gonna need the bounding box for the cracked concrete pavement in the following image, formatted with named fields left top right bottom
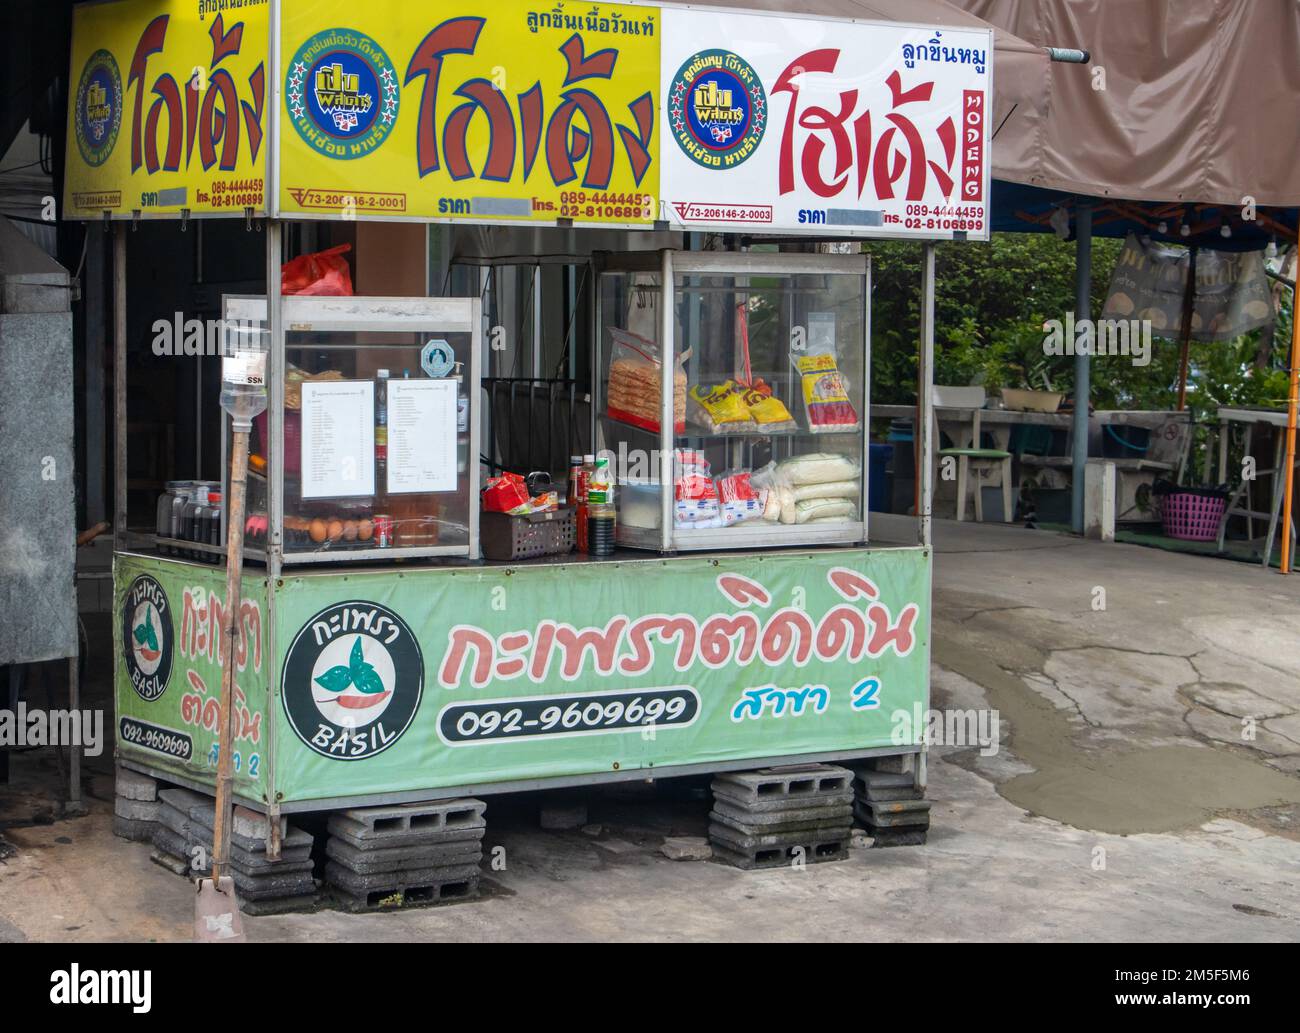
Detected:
left=1, top=519, right=1298, bottom=941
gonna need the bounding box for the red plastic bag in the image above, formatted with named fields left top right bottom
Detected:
left=281, top=244, right=354, bottom=296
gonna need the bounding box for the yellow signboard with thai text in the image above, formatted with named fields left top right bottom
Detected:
left=63, top=0, right=270, bottom=219
left=276, top=0, right=660, bottom=224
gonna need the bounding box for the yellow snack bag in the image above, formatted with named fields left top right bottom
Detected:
left=689, top=381, right=755, bottom=433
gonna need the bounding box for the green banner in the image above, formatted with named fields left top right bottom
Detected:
left=116, top=548, right=929, bottom=806
left=271, top=548, right=929, bottom=803
left=114, top=555, right=270, bottom=802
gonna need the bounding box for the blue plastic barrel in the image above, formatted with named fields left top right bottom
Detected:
left=868, top=443, right=893, bottom=513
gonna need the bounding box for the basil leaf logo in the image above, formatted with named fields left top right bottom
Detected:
left=287, top=602, right=422, bottom=761
left=132, top=606, right=159, bottom=652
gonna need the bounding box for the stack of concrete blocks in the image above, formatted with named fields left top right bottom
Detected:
left=151, top=787, right=317, bottom=914
left=854, top=768, right=931, bottom=846
left=709, top=765, right=855, bottom=869
left=113, top=767, right=160, bottom=842
left=324, top=799, right=486, bottom=910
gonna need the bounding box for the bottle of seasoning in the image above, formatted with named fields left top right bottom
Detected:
left=206, top=491, right=223, bottom=559
left=374, top=369, right=392, bottom=548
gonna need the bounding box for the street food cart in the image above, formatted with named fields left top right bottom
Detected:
left=67, top=0, right=992, bottom=838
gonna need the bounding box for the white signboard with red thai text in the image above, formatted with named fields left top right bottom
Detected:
left=659, top=8, right=991, bottom=239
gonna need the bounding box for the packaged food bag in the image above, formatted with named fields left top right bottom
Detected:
left=689, top=381, right=754, bottom=433
left=733, top=379, right=797, bottom=433
left=793, top=343, right=859, bottom=433
left=607, top=327, right=686, bottom=434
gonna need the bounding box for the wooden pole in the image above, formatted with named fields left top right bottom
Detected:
left=211, top=428, right=249, bottom=880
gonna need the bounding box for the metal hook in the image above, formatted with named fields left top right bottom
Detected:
left=131, top=210, right=141, bottom=231
left=180, top=208, right=190, bottom=232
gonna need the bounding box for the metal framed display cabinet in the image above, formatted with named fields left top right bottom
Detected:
left=217, top=295, right=482, bottom=569
left=595, top=250, right=871, bottom=552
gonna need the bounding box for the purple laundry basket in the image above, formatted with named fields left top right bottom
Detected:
left=1161, top=491, right=1227, bottom=541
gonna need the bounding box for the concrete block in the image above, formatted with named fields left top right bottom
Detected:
left=150, top=849, right=190, bottom=877
left=326, top=815, right=486, bottom=851
left=325, top=835, right=482, bottom=876
left=111, top=815, right=156, bottom=843
left=325, top=861, right=481, bottom=906
left=156, top=802, right=193, bottom=838
left=712, top=764, right=853, bottom=803
left=333, top=799, right=487, bottom=839
left=709, top=820, right=851, bottom=853
left=152, top=827, right=197, bottom=870
left=866, top=755, right=912, bottom=774
left=711, top=795, right=853, bottom=827
left=660, top=836, right=712, bottom=861
left=115, top=767, right=158, bottom=802
left=710, top=838, right=850, bottom=871
left=712, top=785, right=854, bottom=814
left=858, top=783, right=926, bottom=803
left=230, top=866, right=317, bottom=902
left=855, top=769, right=920, bottom=791
left=540, top=802, right=587, bottom=830
left=113, top=797, right=160, bottom=822
left=859, top=798, right=931, bottom=816
left=869, top=827, right=928, bottom=848
left=709, top=809, right=852, bottom=839
left=188, top=808, right=313, bottom=853
left=231, top=806, right=286, bottom=842
left=854, top=802, right=930, bottom=829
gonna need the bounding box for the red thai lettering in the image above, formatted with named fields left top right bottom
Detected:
left=439, top=625, right=495, bottom=688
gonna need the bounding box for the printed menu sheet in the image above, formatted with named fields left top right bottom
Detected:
left=300, top=380, right=375, bottom=498
left=388, top=378, right=458, bottom=494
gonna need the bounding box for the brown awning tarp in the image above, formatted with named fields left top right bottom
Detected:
left=956, top=0, right=1300, bottom=207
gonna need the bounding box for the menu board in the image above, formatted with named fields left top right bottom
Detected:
left=300, top=381, right=376, bottom=498
left=387, top=379, right=457, bottom=494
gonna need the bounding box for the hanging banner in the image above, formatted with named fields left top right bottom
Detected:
left=1101, top=233, right=1276, bottom=342
left=659, top=9, right=992, bottom=239
left=269, top=548, right=929, bottom=804
left=63, top=0, right=270, bottom=219
left=277, top=0, right=661, bottom=225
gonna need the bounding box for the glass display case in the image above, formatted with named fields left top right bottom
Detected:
left=595, top=250, right=869, bottom=553
left=221, top=294, right=482, bottom=565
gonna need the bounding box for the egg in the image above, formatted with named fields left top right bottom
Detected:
left=308, top=518, right=327, bottom=543
left=342, top=520, right=358, bottom=541
left=357, top=519, right=373, bottom=541
left=327, top=519, right=344, bottom=542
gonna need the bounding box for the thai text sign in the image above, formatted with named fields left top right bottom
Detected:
left=63, top=0, right=269, bottom=218
left=271, top=548, right=929, bottom=803
left=659, top=8, right=991, bottom=238
left=277, top=0, right=660, bottom=223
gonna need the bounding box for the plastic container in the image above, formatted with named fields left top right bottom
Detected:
left=1161, top=491, right=1227, bottom=541
left=481, top=508, right=576, bottom=560
left=156, top=480, right=191, bottom=552
left=868, top=442, right=892, bottom=513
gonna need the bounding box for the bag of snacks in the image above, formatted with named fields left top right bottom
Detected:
left=793, top=343, right=860, bottom=434
left=733, top=379, right=797, bottom=433
left=689, top=381, right=754, bottom=433
left=607, top=327, right=686, bottom=434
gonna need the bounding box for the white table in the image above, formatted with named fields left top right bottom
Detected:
left=1214, top=407, right=1299, bottom=562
